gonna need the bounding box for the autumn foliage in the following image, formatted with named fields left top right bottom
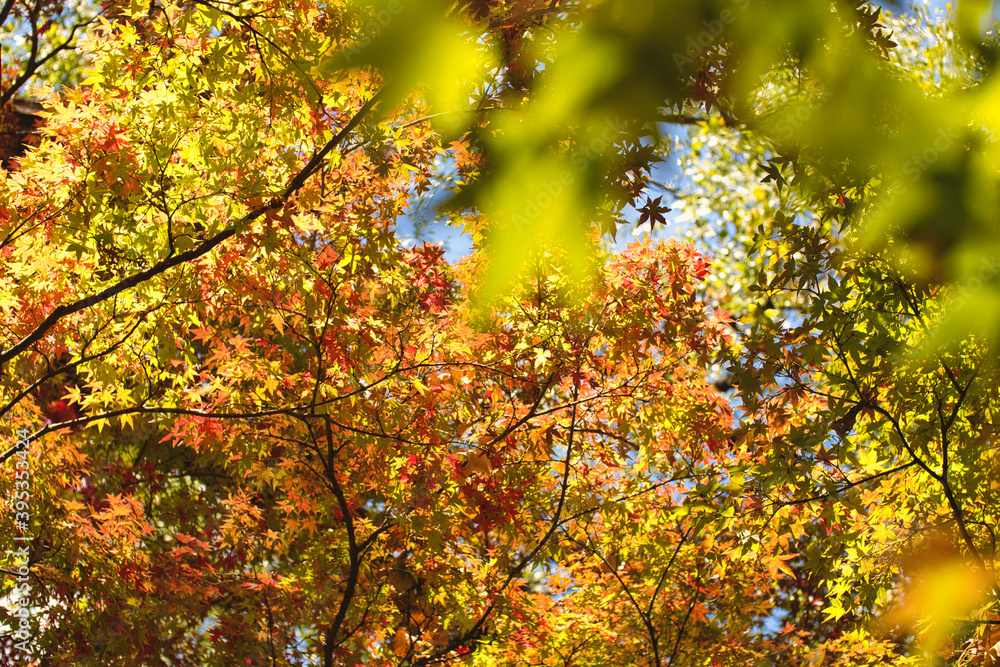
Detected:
left=3, top=0, right=1000, bottom=665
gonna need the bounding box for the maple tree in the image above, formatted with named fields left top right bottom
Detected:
left=3, top=0, right=1000, bottom=665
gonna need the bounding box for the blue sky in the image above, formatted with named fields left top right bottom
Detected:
left=924, top=0, right=999, bottom=19
left=399, top=0, right=995, bottom=262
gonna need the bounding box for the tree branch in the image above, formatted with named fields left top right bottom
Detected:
left=321, top=419, right=361, bottom=667
left=0, top=91, right=384, bottom=373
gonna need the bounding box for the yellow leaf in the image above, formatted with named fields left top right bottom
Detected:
left=464, top=452, right=491, bottom=475
left=62, top=385, right=83, bottom=405
left=119, top=412, right=134, bottom=430
left=767, top=554, right=797, bottom=580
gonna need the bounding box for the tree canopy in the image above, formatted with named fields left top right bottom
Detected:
left=3, top=0, right=1000, bottom=665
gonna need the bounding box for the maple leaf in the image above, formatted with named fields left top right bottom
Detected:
left=766, top=554, right=798, bottom=580
left=1, top=2, right=994, bottom=666
left=637, top=195, right=671, bottom=229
